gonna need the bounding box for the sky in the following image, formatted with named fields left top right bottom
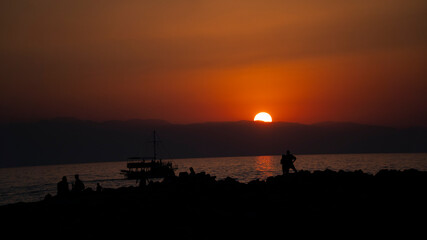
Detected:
left=1, top=0, right=426, bottom=126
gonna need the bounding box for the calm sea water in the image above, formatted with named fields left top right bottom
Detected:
left=1, top=153, right=426, bottom=206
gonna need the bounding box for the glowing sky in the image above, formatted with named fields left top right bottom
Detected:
left=1, top=0, right=426, bottom=126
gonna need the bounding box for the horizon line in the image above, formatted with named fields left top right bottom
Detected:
left=1, top=117, right=425, bottom=128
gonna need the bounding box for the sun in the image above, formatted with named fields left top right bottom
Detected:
left=254, top=112, right=272, bottom=122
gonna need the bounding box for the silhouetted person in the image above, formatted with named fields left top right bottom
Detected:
left=96, top=183, right=103, bottom=192
left=57, top=176, right=69, bottom=196
left=190, top=167, right=196, bottom=176
left=72, top=174, right=85, bottom=193
left=281, top=150, right=297, bottom=175
left=138, top=177, right=147, bottom=188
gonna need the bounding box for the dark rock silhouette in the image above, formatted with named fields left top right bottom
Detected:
left=1, top=169, right=426, bottom=238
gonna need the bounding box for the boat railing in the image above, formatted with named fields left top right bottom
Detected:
left=126, top=158, right=177, bottom=169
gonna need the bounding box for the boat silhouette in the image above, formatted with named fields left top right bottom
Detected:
left=121, top=131, right=176, bottom=179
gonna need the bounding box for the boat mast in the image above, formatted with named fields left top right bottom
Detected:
left=153, top=130, right=157, bottom=160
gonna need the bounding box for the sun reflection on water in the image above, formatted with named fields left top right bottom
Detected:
left=255, top=156, right=276, bottom=178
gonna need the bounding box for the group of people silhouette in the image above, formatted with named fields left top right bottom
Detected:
left=57, top=174, right=88, bottom=196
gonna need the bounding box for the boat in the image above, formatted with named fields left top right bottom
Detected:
left=121, top=131, right=177, bottom=179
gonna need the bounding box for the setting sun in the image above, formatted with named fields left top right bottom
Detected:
left=254, top=112, right=272, bottom=122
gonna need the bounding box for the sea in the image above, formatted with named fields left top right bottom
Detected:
left=1, top=153, right=426, bottom=206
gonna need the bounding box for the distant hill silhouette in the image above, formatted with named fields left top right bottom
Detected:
left=1, top=118, right=426, bottom=167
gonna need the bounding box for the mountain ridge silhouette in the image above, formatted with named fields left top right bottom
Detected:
left=1, top=118, right=426, bottom=167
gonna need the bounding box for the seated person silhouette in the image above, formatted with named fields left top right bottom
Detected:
left=280, top=150, right=297, bottom=175
left=72, top=174, right=85, bottom=193
left=57, top=176, right=69, bottom=196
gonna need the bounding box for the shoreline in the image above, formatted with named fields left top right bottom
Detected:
left=2, top=169, right=426, bottom=238
left=2, top=152, right=426, bottom=169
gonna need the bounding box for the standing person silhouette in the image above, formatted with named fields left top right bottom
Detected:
left=57, top=176, right=69, bottom=196
left=280, top=150, right=297, bottom=175
left=72, top=174, right=85, bottom=193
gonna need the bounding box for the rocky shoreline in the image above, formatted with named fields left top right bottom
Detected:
left=1, top=169, right=426, bottom=238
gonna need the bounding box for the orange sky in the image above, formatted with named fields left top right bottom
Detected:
left=1, top=0, right=426, bottom=126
